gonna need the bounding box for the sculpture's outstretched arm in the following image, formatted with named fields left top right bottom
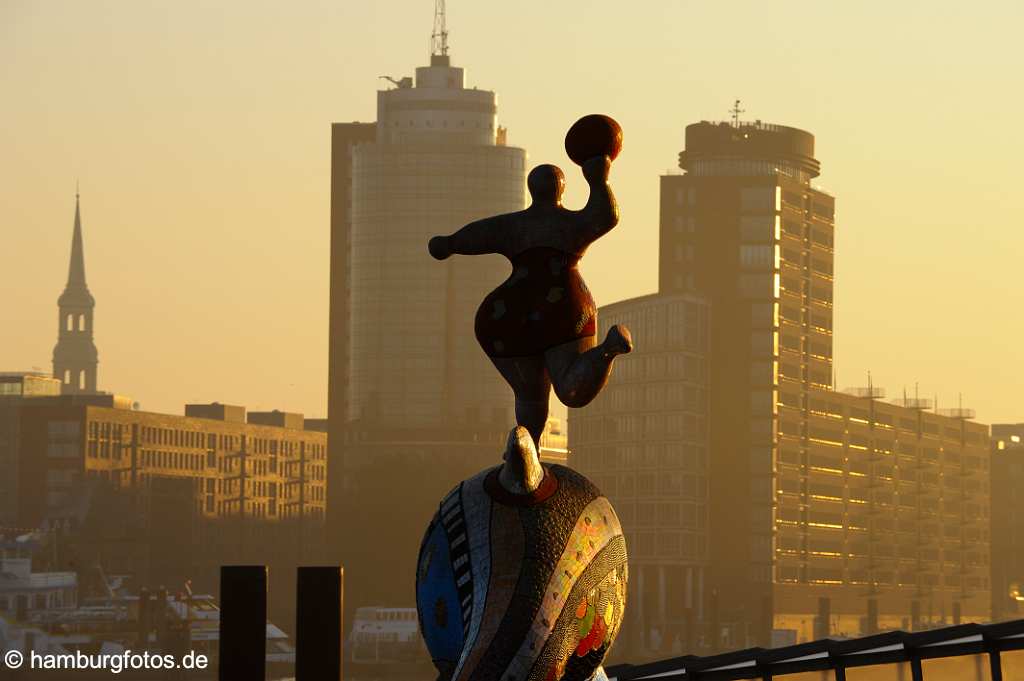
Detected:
left=428, top=214, right=510, bottom=260
left=572, top=155, right=619, bottom=251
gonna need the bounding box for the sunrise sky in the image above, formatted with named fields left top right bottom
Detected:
left=2, top=0, right=1022, bottom=423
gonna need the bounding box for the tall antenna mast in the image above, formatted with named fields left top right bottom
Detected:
left=431, top=0, right=449, bottom=57
left=729, top=98, right=745, bottom=127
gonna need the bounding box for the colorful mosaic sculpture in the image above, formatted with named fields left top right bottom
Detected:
left=419, top=117, right=630, bottom=681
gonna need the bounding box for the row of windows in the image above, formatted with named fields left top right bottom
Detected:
left=593, top=383, right=708, bottom=414
left=0, top=590, right=76, bottom=613
left=208, top=498, right=326, bottom=520
left=573, top=413, right=708, bottom=442
left=776, top=407, right=987, bottom=445
left=785, top=406, right=987, bottom=443
left=607, top=353, right=707, bottom=384
left=592, top=472, right=709, bottom=500
left=388, top=117, right=494, bottom=130
left=574, top=442, right=708, bottom=472
left=628, top=529, right=708, bottom=560
left=776, top=566, right=988, bottom=588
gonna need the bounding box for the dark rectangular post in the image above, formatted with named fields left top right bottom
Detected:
left=910, top=658, right=924, bottom=681
left=296, top=566, right=345, bottom=681
left=989, top=649, right=1003, bottom=681
left=219, top=565, right=267, bottom=681
left=866, top=598, right=878, bottom=635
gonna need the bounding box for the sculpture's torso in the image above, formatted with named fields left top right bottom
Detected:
left=474, top=247, right=597, bottom=358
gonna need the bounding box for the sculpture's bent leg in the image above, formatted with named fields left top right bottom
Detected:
left=490, top=354, right=552, bottom=446
left=545, top=324, right=633, bottom=408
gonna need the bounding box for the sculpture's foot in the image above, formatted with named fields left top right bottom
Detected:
left=602, top=324, right=633, bottom=358
left=498, top=426, right=544, bottom=494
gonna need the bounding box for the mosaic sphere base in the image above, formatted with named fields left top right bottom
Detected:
left=416, top=463, right=628, bottom=681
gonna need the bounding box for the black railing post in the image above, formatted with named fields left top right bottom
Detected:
left=296, top=566, right=344, bottom=681
left=219, top=565, right=267, bottom=681
left=910, top=657, right=924, bottom=681
left=988, top=648, right=1003, bottom=681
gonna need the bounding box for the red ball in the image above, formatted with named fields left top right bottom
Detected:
left=564, top=114, right=622, bottom=166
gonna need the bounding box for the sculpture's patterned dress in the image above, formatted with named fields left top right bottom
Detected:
left=475, top=247, right=597, bottom=358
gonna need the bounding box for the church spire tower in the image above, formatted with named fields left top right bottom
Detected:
left=53, top=189, right=98, bottom=394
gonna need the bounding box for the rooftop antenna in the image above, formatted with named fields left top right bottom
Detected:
left=729, top=99, right=745, bottom=127
left=431, top=0, right=449, bottom=57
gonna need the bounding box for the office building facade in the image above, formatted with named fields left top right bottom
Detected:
left=991, top=424, right=1024, bottom=622
left=0, top=373, right=62, bottom=525
left=10, top=396, right=326, bottom=622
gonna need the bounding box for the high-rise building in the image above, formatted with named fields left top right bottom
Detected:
left=53, top=192, right=99, bottom=395
left=660, top=121, right=990, bottom=644
left=327, top=37, right=527, bottom=617
left=573, top=118, right=991, bottom=656
left=991, top=423, right=1024, bottom=622
left=660, top=121, right=834, bottom=647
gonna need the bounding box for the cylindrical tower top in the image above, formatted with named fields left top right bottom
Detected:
left=679, top=120, right=820, bottom=179
left=376, top=58, right=500, bottom=146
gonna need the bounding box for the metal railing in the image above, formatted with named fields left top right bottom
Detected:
left=606, top=619, right=1024, bottom=681
left=217, top=565, right=1024, bottom=681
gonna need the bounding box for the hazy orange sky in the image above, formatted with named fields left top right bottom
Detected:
left=2, top=1, right=1022, bottom=424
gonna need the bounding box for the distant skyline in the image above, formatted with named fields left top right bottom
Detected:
left=1, top=0, right=1022, bottom=422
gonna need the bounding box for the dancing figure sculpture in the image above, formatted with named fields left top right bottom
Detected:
left=428, top=115, right=632, bottom=446
left=416, top=116, right=631, bottom=681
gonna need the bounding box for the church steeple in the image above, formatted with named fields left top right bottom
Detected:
left=66, top=189, right=88, bottom=290
left=53, top=190, right=99, bottom=394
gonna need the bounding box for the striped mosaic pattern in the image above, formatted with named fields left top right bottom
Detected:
left=439, top=484, right=475, bottom=635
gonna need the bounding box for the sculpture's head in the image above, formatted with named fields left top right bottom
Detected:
left=416, top=427, right=627, bottom=681
left=528, top=164, right=565, bottom=207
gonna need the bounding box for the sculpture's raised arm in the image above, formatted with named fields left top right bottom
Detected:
left=571, top=155, right=619, bottom=252
left=428, top=213, right=511, bottom=260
